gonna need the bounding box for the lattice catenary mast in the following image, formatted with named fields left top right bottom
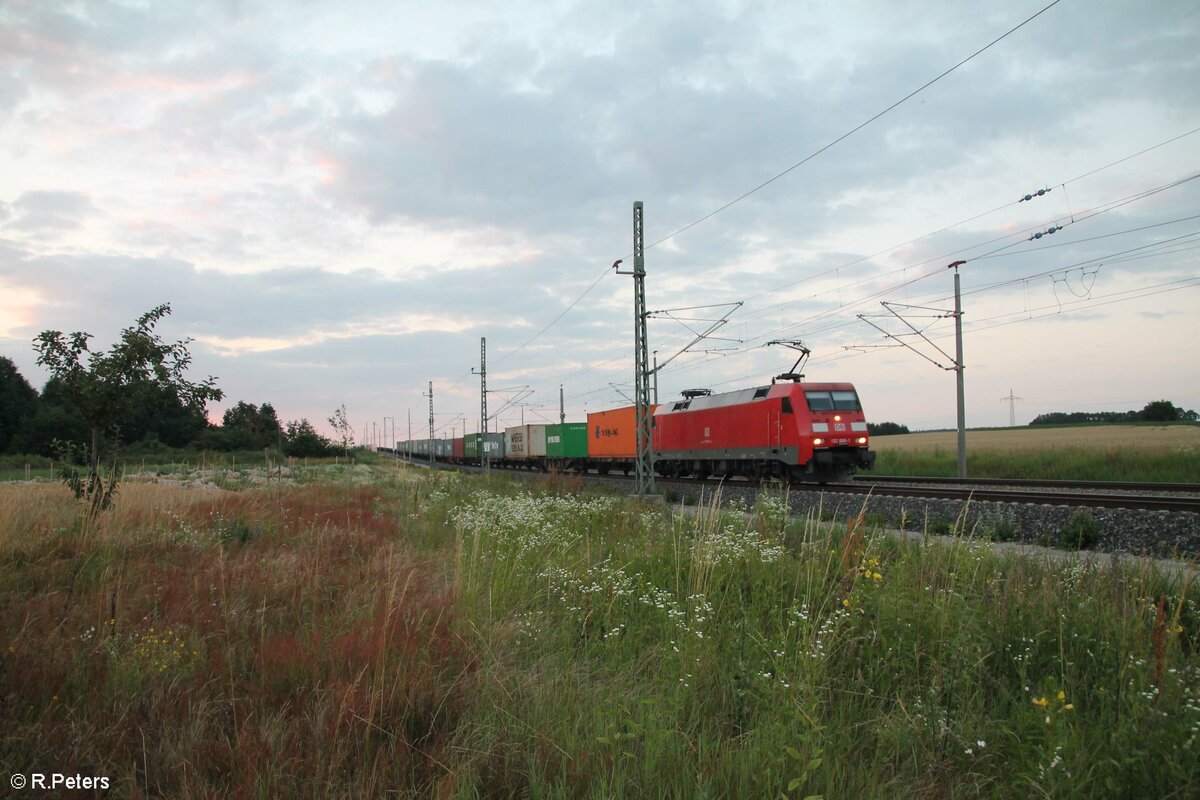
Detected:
left=472, top=338, right=489, bottom=472
left=615, top=201, right=656, bottom=495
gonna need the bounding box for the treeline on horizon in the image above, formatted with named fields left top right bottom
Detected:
left=1029, top=399, right=1198, bottom=426
left=0, top=356, right=343, bottom=459
left=839, top=401, right=1197, bottom=437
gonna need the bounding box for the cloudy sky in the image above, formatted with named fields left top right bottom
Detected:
left=1, top=0, right=1197, bottom=443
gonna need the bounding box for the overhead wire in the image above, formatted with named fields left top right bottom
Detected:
left=733, top=174, right=1200, bottom=334
left=642, top=0, right=1067, bottom=252
left=650, top=220, right=1200, bottom=386
left=474, top=0, right=1067, bottom=379
left=731, top=129, right=1200, bottom=318
left=434, top=21, right=1200, bottom=423
left=688, top=175, right=1200, bottom=360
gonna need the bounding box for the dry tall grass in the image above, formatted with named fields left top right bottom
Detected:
left=0, top=476, right=473, bottom=797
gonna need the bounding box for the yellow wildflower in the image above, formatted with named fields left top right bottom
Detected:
left=1032, top=697, right=1049, bottom=708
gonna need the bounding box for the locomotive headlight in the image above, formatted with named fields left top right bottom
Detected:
left=833, top=415, right=842, bottom=422
left=812, top=437, right=825, bottom=446
left=856, top=436, right=868, bottom=445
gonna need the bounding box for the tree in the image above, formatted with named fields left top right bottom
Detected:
left=0, top=356, right=39, bottom=453
left=10, top=404, right=89, bottom=458
left=33, top=304, right=223, bottom=514
left=868, top=421, right=910, bottom=436
left=1140, top=400, right=1182, bottom=422
left=284, top=418, right=336, bottom=457
left=327, top=403, right=354, bottom=455
left=222, top=401, right=284, bottom=449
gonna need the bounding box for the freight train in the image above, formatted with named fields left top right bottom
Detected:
left=398, top=378, right=875, bottom=484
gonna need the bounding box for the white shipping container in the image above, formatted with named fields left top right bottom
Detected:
left=504, top=424, right=548, bottom=459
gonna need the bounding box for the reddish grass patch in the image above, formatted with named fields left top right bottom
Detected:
left=0, top=480, right=477, bottom=797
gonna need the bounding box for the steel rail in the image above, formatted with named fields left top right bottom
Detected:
left=809, top=482, right=1200, bottom=513
left=855, top=475, right=1200, bottom=494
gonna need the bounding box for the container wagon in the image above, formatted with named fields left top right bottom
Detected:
left=503, top=424, right=549, bottom=469
left=546, top=422, right=589, bottom=472
left=586, top=405, right=659, bottom=475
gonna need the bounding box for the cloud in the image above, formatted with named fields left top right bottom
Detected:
left=4, top=190, right=94, bottom=233
left=2, top=0, right=1199, bottom=432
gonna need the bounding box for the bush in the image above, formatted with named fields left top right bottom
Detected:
left=213, top=515, right=260, bottom=546
left=284, top=419, right=337, bottom=458
left=981, top=508, right=1021, bottom=542
left=1058, top=509, right=1101, bottom=550
left=926, top=513, right=953, bottom=536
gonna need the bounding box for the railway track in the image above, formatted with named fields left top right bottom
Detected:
left=811, top=480, right=1200, bottom=514
left=394, top=453, right=1199, bottom=514
left=856, top=475, right=1200, bottom=494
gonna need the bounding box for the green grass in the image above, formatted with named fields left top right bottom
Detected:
left=440, top=480, right=1200, bottom=797
left=0, top=447, right=379, bottom=484
left=0, top=445, right=381, bottom=476
left=872, top=446, right=1200, bottom=482
left=1, top=470, right=1196, bottom=797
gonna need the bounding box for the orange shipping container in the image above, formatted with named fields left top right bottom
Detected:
left=586, top=404, right=658, bottom=459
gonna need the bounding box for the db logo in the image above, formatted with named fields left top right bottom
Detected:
left=834, top=423, right=846, bottom=431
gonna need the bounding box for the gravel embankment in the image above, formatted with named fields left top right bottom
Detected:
left=684, top=482, right=1200, bottom=561
left=420, top=461, right=1200, bottom=561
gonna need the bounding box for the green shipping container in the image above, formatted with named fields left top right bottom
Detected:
left=465, top=433, right=505, bottom=458
left=546, top=423, right=588, bottom=459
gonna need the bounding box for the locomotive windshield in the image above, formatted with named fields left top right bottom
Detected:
left=804, top=390, right=862, bottom=412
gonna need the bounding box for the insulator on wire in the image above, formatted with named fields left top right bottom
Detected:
left=1019, top=187, right=1052, bottom=202
left=1028, top=224, right=1063, bottom=241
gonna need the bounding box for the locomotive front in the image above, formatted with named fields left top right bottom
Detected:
left=789, top=382, right=876, bottom=482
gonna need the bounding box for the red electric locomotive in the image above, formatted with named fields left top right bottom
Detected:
left=652, top=378, right=876, bottom=483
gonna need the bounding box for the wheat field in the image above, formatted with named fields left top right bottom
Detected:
left=868, top=424, right=1200, bottom=480
left=872, top=424, right=1200, bottom=453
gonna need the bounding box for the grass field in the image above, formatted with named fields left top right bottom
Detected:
left=1, top=464, right=1196, bottom=797
left=0, top=449, right=368, bottom=484
left=871, top=424, right=1200, bottom=482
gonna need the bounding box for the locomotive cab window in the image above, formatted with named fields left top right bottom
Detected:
left=832, top=390, right=862, bottom=411
left=753, top=387, right=770, bottom=399
left=804, top=391, right=834, bottom=411
left=804, top=390, right=862, bottom=412
left=781, top=397, right=793, bottom=414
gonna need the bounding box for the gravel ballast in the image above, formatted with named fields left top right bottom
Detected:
left=677, top=483, right=1200, bottom=560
